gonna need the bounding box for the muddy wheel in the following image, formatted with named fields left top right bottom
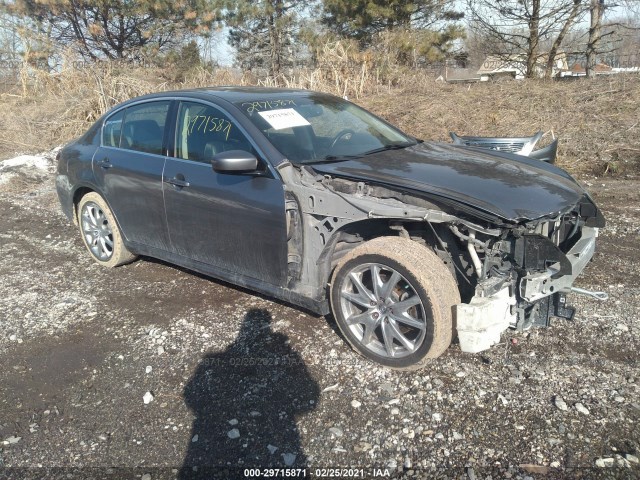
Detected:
left=77, top=192, right=136, bottom=267
left=330, top=236, right=460, bottom=370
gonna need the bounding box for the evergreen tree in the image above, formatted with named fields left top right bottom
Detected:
left=223, top=0, right=305, bottom=77
left=7, top=0, right=217, bottom=60
left=321, top=0, right=463, bottom=45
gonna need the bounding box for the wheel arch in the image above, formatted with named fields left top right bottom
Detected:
left=71, top=185, right=128, bottom=246
left=318, top=218, right=468, bottom=299
left=71, top=185, right=95, bottom=225
left=318, top=218, right=453, bottom=300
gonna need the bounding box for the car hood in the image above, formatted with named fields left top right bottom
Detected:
left=310, top=142, right=586, bottom=222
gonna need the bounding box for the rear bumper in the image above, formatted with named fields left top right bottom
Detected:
left=519, top=226, right=598, bottom=302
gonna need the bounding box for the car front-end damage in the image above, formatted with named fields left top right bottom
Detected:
left=452, top=196, right=606, bottom=352
left=277, top=153, right=607, bottom=355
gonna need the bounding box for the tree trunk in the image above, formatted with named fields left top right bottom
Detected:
left=526, top=0, right=541, bottom=78
left=268, top=0, right=284, bottom=80
left=545, top=0, right=583, bottom=78
left=586, top=0, right=604, bottom=78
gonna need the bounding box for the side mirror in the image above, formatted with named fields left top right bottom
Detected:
left=211, top=150, right=258, bottom=173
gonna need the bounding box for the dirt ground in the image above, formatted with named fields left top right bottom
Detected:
left=0, top=154, right=638, bottom=480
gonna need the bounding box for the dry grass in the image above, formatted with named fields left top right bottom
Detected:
left=362, top=75, right=640, bottom=176
left=0, top=64, right=246, bottom=155
left=1, top=60, right=638, bottom=176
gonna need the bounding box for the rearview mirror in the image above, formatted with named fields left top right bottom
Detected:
left=297, top=104, right=323, bottom=118
left=211, top=150, right=258, bottom=173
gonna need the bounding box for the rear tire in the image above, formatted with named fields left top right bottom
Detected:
left=77, top=192, right=136, bottom=267
left=330, top=236, right=460, bottom=370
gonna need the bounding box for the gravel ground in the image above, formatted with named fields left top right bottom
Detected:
left=0, top=153, right=638, bottom=480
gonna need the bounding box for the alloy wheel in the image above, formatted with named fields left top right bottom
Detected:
left=338, top=263, right=428, bottom=359
left=80, top=201, right=114, bottom=261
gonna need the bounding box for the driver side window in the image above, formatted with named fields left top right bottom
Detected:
left=175, top=102, right=258, bottom=163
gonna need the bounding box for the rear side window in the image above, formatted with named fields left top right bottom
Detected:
left=103, top=110, right=124, bottom=148
left=80, top=121, right=102, bottom=146
left=120, top=101, right=170, bottom=155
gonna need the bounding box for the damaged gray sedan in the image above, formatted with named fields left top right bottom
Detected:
left=56, top=88, right=606, bottom=370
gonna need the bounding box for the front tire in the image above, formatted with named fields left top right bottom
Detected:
left=77, top=192, right=136, bottom=267
left=330, top=236, right=460, bottom=370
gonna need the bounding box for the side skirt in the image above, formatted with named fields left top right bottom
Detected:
left=125, top=241, right=330, bottom=316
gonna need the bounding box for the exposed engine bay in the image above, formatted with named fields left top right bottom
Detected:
left=279, top=159, right=607, bottom=354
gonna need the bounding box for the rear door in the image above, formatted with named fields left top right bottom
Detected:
left=93, top=100, right=172, bottom=251
left=163, top=100, right=288, bottom=286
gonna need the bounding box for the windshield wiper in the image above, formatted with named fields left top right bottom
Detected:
left=305, top=142, right=416, bottom=165
left=306, top=154, right=364, bottom=164
left=362, top=142, right=415, bottom=156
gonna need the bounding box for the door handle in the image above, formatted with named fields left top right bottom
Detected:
left=164, top=176, right=190, bottom=188
left=96, top=157, right=112, bottom=169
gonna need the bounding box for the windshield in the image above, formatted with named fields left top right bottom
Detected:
left=234, top=94, right=416, bottom=164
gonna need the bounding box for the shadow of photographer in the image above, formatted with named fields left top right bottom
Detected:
left=179, top=308, right=319, bottom=478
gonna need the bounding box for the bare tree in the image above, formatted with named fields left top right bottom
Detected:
left=545, top=0, right=583, bottom=77
left=586, top=0, right=604, bottom=77
left=0, top=13, right=20, bottom=62
left=0, top=13, right=22, bottom=84
left=0, top=13, right=55, bottom=69
left=466, top=0, right=588, bottom=78
left=585, top=0, right=640, bottom=77
left=609, top=11, right=640, bottom=67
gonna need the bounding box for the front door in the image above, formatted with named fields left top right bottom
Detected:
left=163, top=101, right=288, bottom=286
left=93, top=100, right=171, bottom=251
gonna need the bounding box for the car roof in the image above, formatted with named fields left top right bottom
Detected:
left=118, top=87, right=333, bottom=107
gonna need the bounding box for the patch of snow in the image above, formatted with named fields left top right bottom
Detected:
left=0, top=154, right=49, bottom=171
left=0, top=151, right=55, bottom=186
left=0, top=172, right=15, bottom=185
